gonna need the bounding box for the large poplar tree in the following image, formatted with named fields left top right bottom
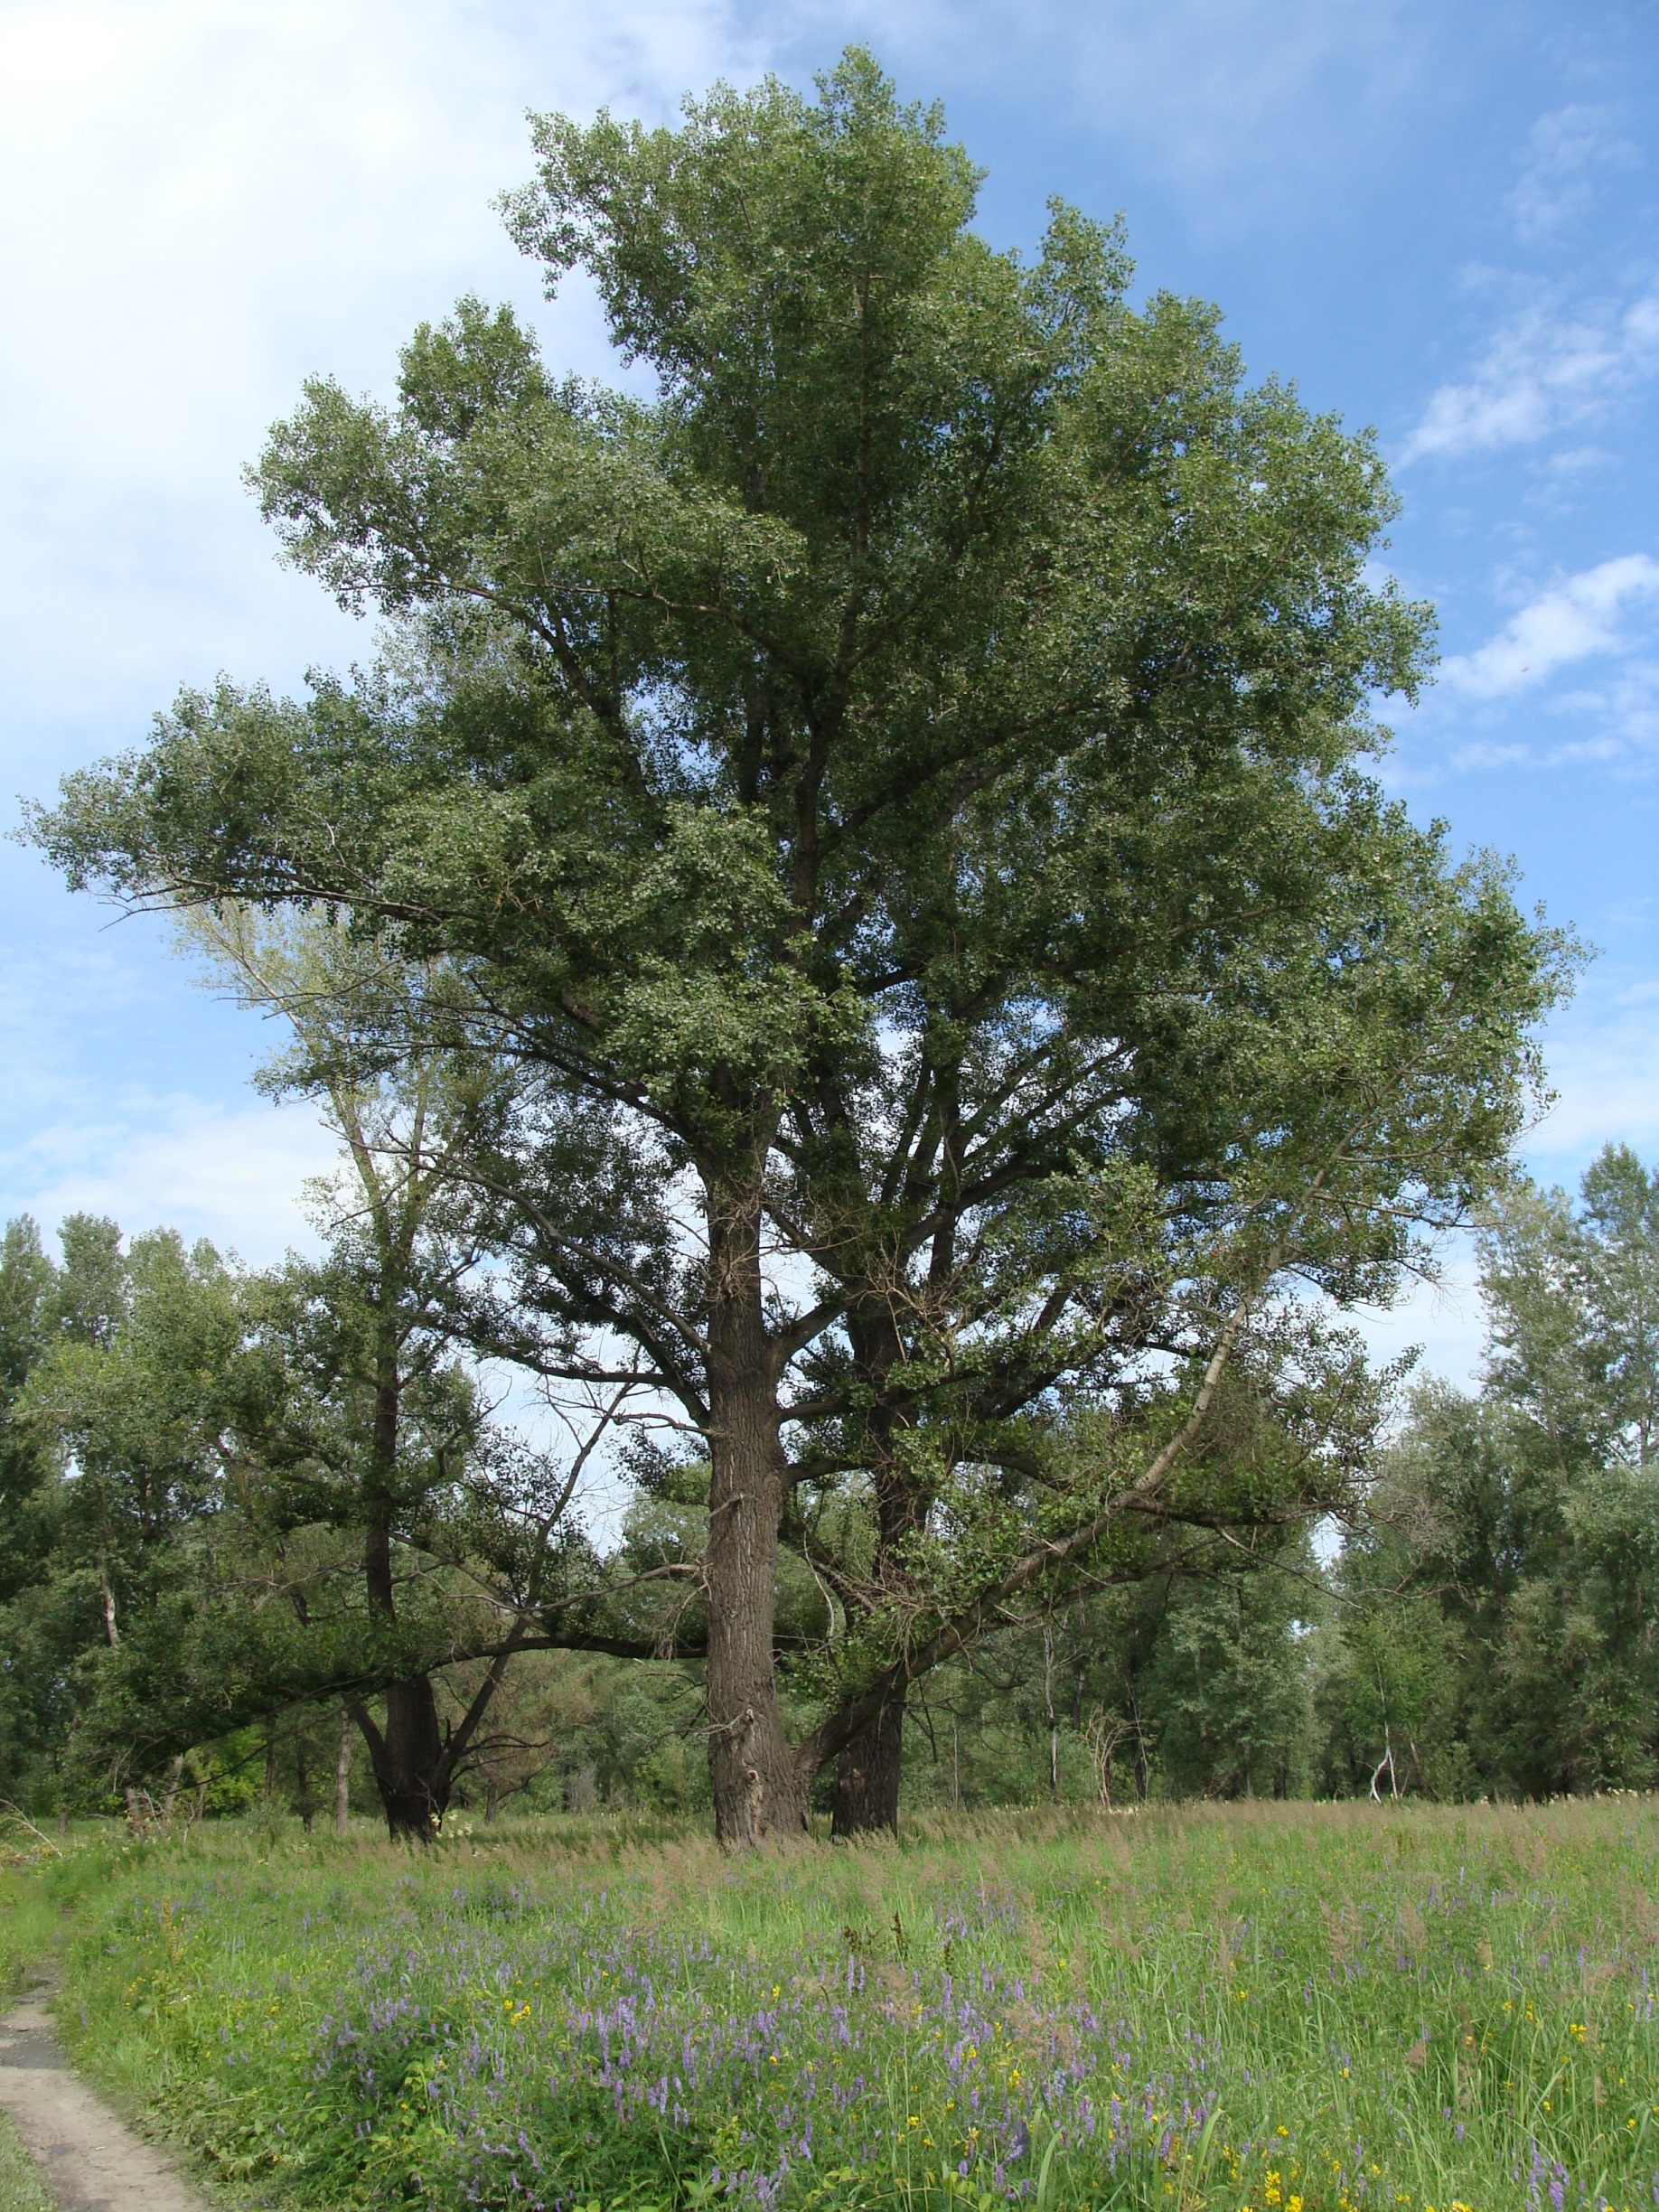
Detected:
left=33, top=54, right=1568, bottom=1842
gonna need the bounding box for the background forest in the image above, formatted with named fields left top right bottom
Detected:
left=5, top=1138, right=1655, bottom=1827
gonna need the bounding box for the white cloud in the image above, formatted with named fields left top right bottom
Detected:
left=1508, top=104, right=1642, bottom=242
left=0, top=0, right=769, bottom=754
left=1526, top=986, right=1659, bottom=1176
left=1352, top=977, right=1659, bottom=1396
left=2, top=1095, right=338, bottom=1262
left=1440, top=554, right=1659, bottom=699
left=1351, top=1249, right=1486, bottom=1394
left=1402, top=288, right=1659, bottom=464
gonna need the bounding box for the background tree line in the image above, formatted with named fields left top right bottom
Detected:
left=5, top=1141, right=1655, bottom=1823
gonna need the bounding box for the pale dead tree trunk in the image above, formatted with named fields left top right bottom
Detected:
left=334, top=1705, right=352, bottom=1836
left=1370, top=1728, right=1399, bottom=1803
left=1128, top=1682, right=1149, bottom=1804
left=1370, top=1662, right=1400, bottom=1803
left=1084, top=1711, right=1136, bottom=1810
left=702, top=1162, right=809, bottom=1845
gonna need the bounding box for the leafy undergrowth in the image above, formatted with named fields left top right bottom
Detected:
left=35, top=1802, right=1659, bottom=2212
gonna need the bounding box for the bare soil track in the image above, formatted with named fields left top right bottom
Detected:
left=0, top=1982, right=207, bottom=2212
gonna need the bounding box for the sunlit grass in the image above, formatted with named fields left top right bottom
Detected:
left=23, top=1800, right=1659, bottom=2211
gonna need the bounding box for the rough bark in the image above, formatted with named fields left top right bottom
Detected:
left=334, top=1704, right=352, bottom=1835
left=346, top=1676, right=445, bottom=1837
left=358, top=1340, right=447, bottom=1839
left=381, top=1677, right=446, bottom=1833
left=831, top=1695, right=904, bottom=1839
left=830, top=1319, right=924, bottom=1838
left=702, top=1169, right=810, bottom=1844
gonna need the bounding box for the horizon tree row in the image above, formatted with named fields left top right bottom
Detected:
left=5, top=1146, right=1656, bottom=1818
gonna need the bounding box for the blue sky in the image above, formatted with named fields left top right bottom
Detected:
left=2, top=0, right=1655, bottom=1385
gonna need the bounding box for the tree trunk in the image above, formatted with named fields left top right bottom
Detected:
left=1044, top=1624, right=1060, bottom=1798
left=830, top=1448, right=925, bottom=1837
left=349, top=1629, right=522, bottom=1842
left=347, top=1674, right=448, bottom=1840
left=702, top=1170, right=809, bottom=1846
left=377, top=1678, right=445, bottom=1838
left=295, top=1739, right=314, bottom=1832
left=358, top=1340, right=447, bottom=1838
left=334, top=1705, right=352, bottom=1836
left=826, top=1048, right=962, bottom=1842
left=832, top=1696, right=904, bottom=1839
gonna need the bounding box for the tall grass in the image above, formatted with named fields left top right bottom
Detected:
left=0, top=1828, right=64, bottom=2212
left=24, top=1801, right=1659, bottom=2212
left=0, top=2114, right=52, bottom=2212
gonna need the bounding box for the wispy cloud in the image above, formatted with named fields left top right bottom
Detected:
left=1508, top=104, right=1642, bottom=242
left=1440, top=555, right=1659, bottom=698
left=1402, top=288, right=1659, bottom=464
left=1528, top=980, right=1659, bottom=1169
left=0, top=1095, right=337, bottom=1261
left=800, top=0, right=1433, bottom=220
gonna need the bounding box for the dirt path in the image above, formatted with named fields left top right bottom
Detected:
left=0, top=1986, right=208, bottom=2212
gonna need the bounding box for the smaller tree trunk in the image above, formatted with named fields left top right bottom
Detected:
left=334, top=1705, right=352, bottom=1836
left=295, top=1740, right=314, bottom=1832
left=349, top=1677, right=447, bottom=1839
left=379, top=1678, right=445, bottom=1837
left=1127, top=1682, right=1149, bottom=1804
left=1043, top=1624, right=1060, bottom=1798
left=830, top=1419, right=927, bottom=1838
left=831, top=1698, right=904, bottom=1839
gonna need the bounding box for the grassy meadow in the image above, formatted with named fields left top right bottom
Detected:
left=3, top=1802, right=1657, bottom=2212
